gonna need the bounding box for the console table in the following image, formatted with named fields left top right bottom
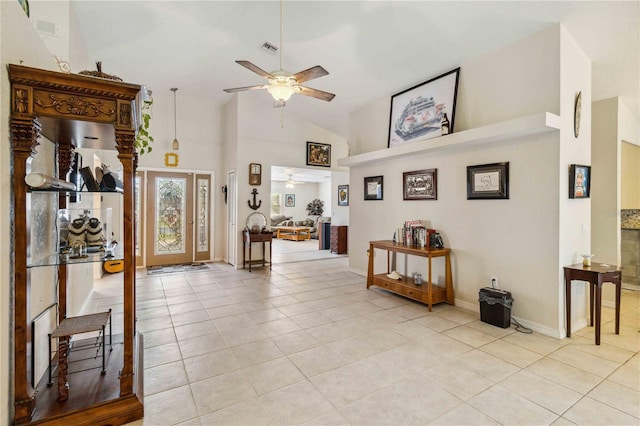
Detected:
left=563, top=262, right=621, bottom=345
left=367, top=240, right=454, bottom=311
left=242, top=231, right=272, bottom=271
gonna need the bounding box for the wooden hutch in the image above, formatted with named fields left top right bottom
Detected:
left=8, top=64, right=143, bottom=424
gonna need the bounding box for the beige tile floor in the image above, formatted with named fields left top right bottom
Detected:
left=80, top=258, right=639, bottom=425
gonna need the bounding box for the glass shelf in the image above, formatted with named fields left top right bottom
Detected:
left=28, top=248, right=124, bottom=268
left=28, top=189, right=123, bottom=194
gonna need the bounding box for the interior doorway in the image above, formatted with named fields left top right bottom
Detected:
left=270, top=165, right=349, bottom=262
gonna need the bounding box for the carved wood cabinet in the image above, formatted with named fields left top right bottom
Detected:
left=8, top=64, right=143, bottom=425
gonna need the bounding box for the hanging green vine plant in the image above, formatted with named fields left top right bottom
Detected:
left=135, top=96, right=154, bottom=155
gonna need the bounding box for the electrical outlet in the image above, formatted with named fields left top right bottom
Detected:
left=491, top=276, right=498, bottom=288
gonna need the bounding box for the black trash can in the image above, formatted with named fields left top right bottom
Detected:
left=478, top=287, right=513, bottom=328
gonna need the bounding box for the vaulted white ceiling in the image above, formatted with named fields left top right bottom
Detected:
left=71, top=1, right=639, bottom=138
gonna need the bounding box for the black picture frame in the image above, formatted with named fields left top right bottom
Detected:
left=467, top=162, right=509, bottom=200
left=569, top=164, right=590, bottom=199
left=285, top=193, right=295, bottom=207
left=403, top=169, right=437, bottom=200
left=306, top=141, right=331, bottom=167
left=79, top=166, right=100, bottom=191
left=364, top=176, right=383, bottom=200
left=388, top=68, right=460, bottom=148
left=338, top=185, right=349, bottom=206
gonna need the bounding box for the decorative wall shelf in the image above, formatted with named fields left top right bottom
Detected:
left=338, top=112, right=561, bottom=168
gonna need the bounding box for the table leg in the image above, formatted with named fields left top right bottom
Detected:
left=242, top=239, right=246, bottom=269
left=249, top=241, right=252, bottom=272
left=262, top=242, right=265, bottom=267
left=615, top=274, right=621, bottom=335
left=427, top=255, right=433, bottom=312
left=269, top=240, right=272, bottom=270
left=589, top=282, right=595, bottom=327
left=366, top=243, right=374, bottom=288
left=445, top=252, right=454, bottom=305
left=595, top=277, right=603, bottom=345
left=58, top=337, right=69, bottom=401
left=565, top=274, right=572, bottom=338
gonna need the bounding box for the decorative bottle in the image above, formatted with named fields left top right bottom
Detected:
left=441, top=113, right=450, bottom=135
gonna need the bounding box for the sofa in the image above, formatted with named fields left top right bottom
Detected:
left=271, top=214, right=329, bottom=239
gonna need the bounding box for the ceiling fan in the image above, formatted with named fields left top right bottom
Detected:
left=284, top=174, right=305, bottom=188
left=223, top=0, right=335, bottom=107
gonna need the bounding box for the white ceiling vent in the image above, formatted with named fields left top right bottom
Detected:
left=261, top=41, right=278, bottom=55
left=36, top=20, right=58, bottom=36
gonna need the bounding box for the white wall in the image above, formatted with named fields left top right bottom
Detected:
left=592, top=97, right=640, bottom=304
left=592, top=98, right=620, bottom=266
left=136, top=91, right=225, bottom=260
left=271, top=181, right=321, bottom=221
left=1, top=1, right=62, bottom=422
left=229, top=92, right=349, bottom=264
left=346, top=25, right=591, bottom=337
left=558, top=26, right=592, bottom=331
left=330, top=171, right=350, bottom=226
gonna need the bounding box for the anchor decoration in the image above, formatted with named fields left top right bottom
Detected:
left=248, top=188, right=262, bottom=210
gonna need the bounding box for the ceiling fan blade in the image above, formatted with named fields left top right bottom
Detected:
left=298, top=86, right=336, bottom=102
left=292, top=66, right=329, bottom=84
left=223, top=85, right=265, bottom=93
left=236, top=60, right=274, bottom=79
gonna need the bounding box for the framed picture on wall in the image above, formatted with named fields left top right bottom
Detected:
left=403, top=169, right=437, bottom=200
left=388, top=68, right=460, bottom=148
left=338, top=185, right=349, bottom=206
left=467, top=162, right=509, bottom=200
left=569, top=164, right=590, bottom=198
left=364, top=176, right=383, bottom=200
left=307, top=142, right=331, bottom=167
left=285, top=194, right=295, bottom=207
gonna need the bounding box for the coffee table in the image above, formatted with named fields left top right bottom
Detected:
left=276, top=226, right=311, bottom=241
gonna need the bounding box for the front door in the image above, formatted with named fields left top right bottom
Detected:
left=146, top=171, right=194, bottom=266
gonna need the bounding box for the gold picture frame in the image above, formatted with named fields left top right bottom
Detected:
left=164, top=153, right=179, bottom=168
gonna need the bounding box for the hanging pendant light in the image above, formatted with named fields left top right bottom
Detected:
left=171, top=87, right=179, bottom=150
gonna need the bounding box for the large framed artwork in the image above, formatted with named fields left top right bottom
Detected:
left=388, top=68, right=460, bottom=148
left=364, top=176, right=383, bottom=200
left=467, top=162, right=509, bottom=200
left=403, top=169, right=437, bottom=200
left=569, top=164, right=590, bottom=199
left=306, top=141, right=331, bottom=167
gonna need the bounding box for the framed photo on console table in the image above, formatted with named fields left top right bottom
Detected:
left=307, top=142, right=331, bottom=167
left=569, top=164, right=590, bottom=199
left=403, top=169, right=437, bottom=200
left=388, top=68, right=460, bottom=148
left=364, top=176, right=383, bottom=200
left=467, top=162, right=509, bottom=200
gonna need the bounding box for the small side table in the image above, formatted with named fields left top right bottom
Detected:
left=563, top=262, right=621, bottom=345
left=242, top=230, right=272, bottom=272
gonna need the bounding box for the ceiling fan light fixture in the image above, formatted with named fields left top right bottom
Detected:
left=266, top=83, right=297, bottom=102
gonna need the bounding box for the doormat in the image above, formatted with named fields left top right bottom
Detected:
left=147, top=262, right=217, bottom=275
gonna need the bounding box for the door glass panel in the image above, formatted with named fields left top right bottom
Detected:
left=197, top=178, right=209, bottom=253
left=135, top=175, right=141, bottom=257
left=155, top=177, right=187, bottom=255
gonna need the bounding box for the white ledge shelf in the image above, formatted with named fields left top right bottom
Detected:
left=337, top=112, right=561, bottom=167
